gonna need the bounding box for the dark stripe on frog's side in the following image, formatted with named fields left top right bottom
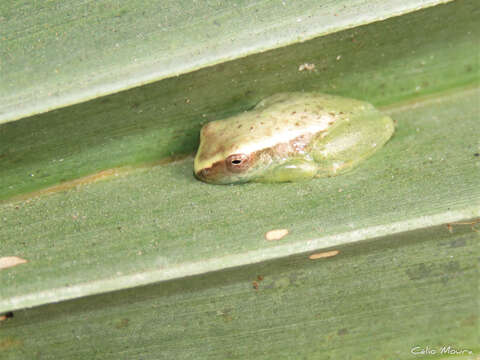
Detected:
left=195, top=133, right=316, bottom=183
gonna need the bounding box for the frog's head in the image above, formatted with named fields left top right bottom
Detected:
left=194, top=118, right=269, bottom=184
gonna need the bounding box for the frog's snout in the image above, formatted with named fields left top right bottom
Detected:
left=194, top=161, right=230, bottom=184
left=195, top=167, right=210, bottom=181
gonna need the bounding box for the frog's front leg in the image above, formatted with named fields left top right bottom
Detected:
left=257, top=158, right=317, bottom=183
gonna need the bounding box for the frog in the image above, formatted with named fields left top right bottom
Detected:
left=194, top=92, right=394, bottom=184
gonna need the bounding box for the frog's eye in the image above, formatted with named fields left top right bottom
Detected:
left=226, top=153, right=250, bottom=172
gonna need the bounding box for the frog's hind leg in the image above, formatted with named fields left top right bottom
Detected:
left=311, top=112, right=394, bottom=178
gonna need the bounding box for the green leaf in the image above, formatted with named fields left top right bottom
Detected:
left=1, top=0, right=452, bottom=124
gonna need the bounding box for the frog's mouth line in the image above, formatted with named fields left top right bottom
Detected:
left=195, top=159, right=227, bottom=184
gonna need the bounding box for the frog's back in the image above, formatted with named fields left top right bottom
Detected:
left=217, top=93, right=373, bottom=155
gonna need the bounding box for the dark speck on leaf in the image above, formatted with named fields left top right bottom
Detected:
left=474, top=153, right=479, bottom=157
left=0, top=312, right=14, bottom=321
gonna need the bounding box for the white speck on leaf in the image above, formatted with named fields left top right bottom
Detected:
left=298, top=63, right=315, bottom=72
left=0, top=256, right=28, bottom=270
left=265, top=229, right=289, bottom=241
left=309, top=250, right=339, bottom=260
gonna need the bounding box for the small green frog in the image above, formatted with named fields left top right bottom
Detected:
left=194, top=92, right=394, bottom=184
